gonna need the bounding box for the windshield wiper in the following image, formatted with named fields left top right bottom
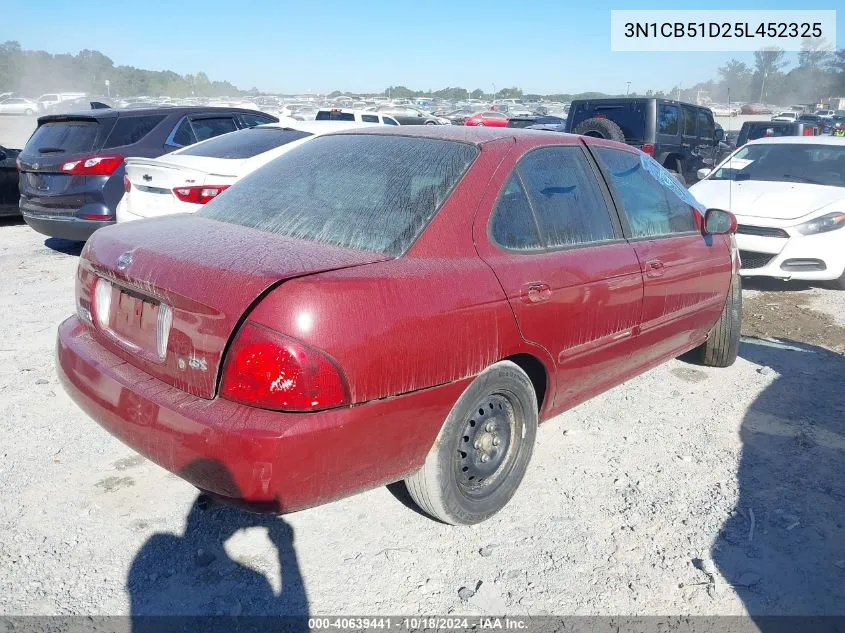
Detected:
left=782, top=174, right=824, bottom=185
left=37, top=147, right=65, bottom=154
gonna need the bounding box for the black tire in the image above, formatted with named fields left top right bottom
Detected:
left=666, top=158, right=686, bottom=186
left=425, top=120, right=437, bottom=125
left=573, top=117, right=625, bottom=142
left=24, top=108, right=34, bottom=116
left=698, top=274, right=742, bottom=367
left=405, top=361, right=538, bottom=525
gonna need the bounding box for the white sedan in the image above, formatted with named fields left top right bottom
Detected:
left=117, top=121, right=376, bottom=222
left=690, top=136, right=845, bottom=288
left=0, top=98, right=38, bottom=115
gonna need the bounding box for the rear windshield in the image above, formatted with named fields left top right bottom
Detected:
left=741, top=123, right=798, bottom=142
left=199, top=134, right=479, bottom=256
left=178, top=127, right=313, bottom=159
left=316, top=111, right=355, bottom=121
left=568, top=102, right=646, bottom=142
left=26, top=120, right=99, bottom=154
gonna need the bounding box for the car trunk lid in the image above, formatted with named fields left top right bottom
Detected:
left=77, top=215, right=391, bottom=398
left=124, top=157, right=242, bottom=218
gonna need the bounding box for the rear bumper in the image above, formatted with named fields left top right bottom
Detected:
left=22, top=210, right=113, bottom=241
left=57, top=316, right=467, bottom=513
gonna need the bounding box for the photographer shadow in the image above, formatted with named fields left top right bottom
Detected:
left=128, top=460, right=309, bottom=632
left=712, top=337, right=845, bottom=621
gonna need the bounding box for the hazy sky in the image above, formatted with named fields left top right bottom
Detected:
left=4, top=0, right=843, bottom=94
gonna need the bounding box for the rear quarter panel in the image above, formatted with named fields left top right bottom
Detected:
left=246, top=137, right=558, bottom=409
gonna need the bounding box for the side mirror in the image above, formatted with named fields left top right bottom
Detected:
left=714, top=128, right=724, bottom=141
left=697, top=167, right=712, bottom=180
left=703, top=208, right=736, bottom=235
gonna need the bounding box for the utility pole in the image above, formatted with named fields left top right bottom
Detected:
left=759, top=71, right=767, bottom=103
left=492, top=83, right=496, bottom=101
left=626, top=81, right=631, bottom=96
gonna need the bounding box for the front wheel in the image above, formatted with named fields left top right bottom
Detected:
left=24, top=108, right=34, bottom=116
left=425, top=120, right=437, bottom=125
left=697, top=274, right=742, bottom=367
left=405, top=361, right=538, bottom=525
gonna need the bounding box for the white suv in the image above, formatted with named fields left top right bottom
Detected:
left=315, top=108, right=399, bottom=126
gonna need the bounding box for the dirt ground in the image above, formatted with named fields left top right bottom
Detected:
left=1, top=216, right=843, bottom=620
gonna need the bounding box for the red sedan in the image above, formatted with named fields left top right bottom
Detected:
left=57, top=127, right=740, bottom=525
left=465, top=111, right=510, bottom=127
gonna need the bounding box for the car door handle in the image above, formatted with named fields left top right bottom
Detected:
left=645, top=260, right=665, bottom=277
left=524, top=283, right=552, bottom=303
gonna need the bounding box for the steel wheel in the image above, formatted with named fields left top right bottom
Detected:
left=455, top=393, right=516, bottom=497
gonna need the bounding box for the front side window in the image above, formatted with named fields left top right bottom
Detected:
left=681, top=106, right=697, bottom=136
left=697, top=110, right=714, bottom=140
left=594, top=147, right=698, bottom=238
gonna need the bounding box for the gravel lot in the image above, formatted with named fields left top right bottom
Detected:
left=0, top=114, right=843, bottom=619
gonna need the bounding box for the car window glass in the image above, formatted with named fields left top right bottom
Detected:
left=316, top=111, right=355, bottom=121
left=517, top=147, right=616, bottom=247
left=697, top=111, right=714, bottom=139
left=384, top=117, right=398, bottom=125
left=594, top=147, right=698, bottom=238
left=27, top=121, right=100, bottom=154
left=490, top=174, right=542, bottom=250
left=177, top=127, right=312, bottom=159
left=658, top=103, right=679, bottom=135
left=103, top=115, right=166, bottom=148
left=170, top=118, right=196, bottom=146
left=191, top=117, right=238, bottom=142
left=681, top=107, right=697, bottom=136
left=199, top=135, right=478, bottom=256
left=240, top=112, right=275, bottom=127
left=362, top=114, right=379, bottom=123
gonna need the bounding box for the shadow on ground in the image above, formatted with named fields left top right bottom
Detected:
left=713, top=337, right=845, bottom=618
left=43, top=237, right=84, bottom=256
left=128, top=462, right=309, bottom=631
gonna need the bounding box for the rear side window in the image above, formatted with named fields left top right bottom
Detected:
left=362, top=114, right=379, bottom=123
left=681, top=107, right=697, bottom=136
left=177, top=127, right=312, bottom=159
left=199, top=135, right=478, bottom=256
left=594, top=147, right=698, bottom=238
left=103, top=115, right=166, bottom=148
left=27, top=120, right=99, bottom=154
left=316, top=111, right=355, bottom=121
left=170, top=118, right=196, bottom=146
left=384, top=117, right=399, bottom=126
left=490, top=175, right=542, bottom=250
left=658, top=104, right=680, bottom=135
left=191, top=117, right=238, bottom=142
left=516, top=147, right=616, bottom=248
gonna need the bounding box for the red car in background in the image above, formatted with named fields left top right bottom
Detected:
left=57, top=127, right=740, bottom=525
left=465, top=111, right=510, bottom=127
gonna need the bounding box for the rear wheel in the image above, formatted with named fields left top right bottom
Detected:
left=405, top=361, right=538, bottom=525
left=697, top=274, right=742, bottom=367
left=24, top=108, right=34, bottom=116
left=425, top=120, right=437, bottom=125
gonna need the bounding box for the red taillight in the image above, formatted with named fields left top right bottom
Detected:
left=641, top=143, right=654, bottom=156
left=61, top=155, right=124, bottom=176
left=123, top=175, right=132, bottom=193
left=220, top=322, right=349, bottom=412
left=172, top=185, right=230, bottom=205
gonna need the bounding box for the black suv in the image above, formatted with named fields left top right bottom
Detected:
left=565, top=98, right=724, bottom=184
left=18, top=106, right=278, bottom=241
left=0, top=145, right=21, bottom=217
left=735, top=120, right=819, bottom=147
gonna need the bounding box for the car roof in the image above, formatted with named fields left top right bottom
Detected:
left=328, top=124, right=586, bottom=146
left=259, top=121, right=381, bottom=134
left=746, top=135, right=845, bottom=146
left=37, top=106, right=269, bottom=123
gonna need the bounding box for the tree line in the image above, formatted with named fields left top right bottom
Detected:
left=2, top=40, right=844, bottom=106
